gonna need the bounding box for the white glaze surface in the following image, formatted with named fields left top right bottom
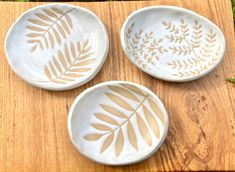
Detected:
left=68, top=81, right=169, bottom=165
left=121, top=6, right=226, bottom=82
left=5, top=3, right=109, bottom=90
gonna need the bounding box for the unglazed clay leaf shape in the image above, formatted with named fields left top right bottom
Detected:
left=5, top=4, right=108, bottom=90
left=121, top=6, right=225, bottom=82
left=68, top=81, right=169, bottom=165
left=44, top=40, right=95, bottom=84
left=26, top=7, right=74, bottom=52
left=84, top=85, right=164, bottom=154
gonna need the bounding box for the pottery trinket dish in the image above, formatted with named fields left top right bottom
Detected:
left=121, top=6, right=226, bottom=82
left=68, top=81, right=169, bottom=165
left=5, top=3, right=109, bottom=90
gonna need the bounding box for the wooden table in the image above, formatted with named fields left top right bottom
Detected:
left=0, top=0, right=235, bottom=171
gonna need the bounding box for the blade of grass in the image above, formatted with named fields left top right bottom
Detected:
left=227, top=78, right=235, bottom=84
left=232, top=0, right=235, bottom=26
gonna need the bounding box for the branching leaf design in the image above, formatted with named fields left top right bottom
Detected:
left=26, top=7, right=74, bottom=52
left=125, top=23, right=166, bottom=70
left=172, top=46, right=220, bottom=78
left=172, top=69, right=201, bottom=78
left=191, top=20, right=202, bottom=48
left=201, top=46, right=221, bottom=70
left=163, top=19, right=220, bottom=78
left=125, top=19, right=222, bottom=79
left=126, top=23, right=135, bottom=39
left=84, top=84, right=165, bottom=157
left=167, top=58, right=199, bottom=70
left=44, top=39, right=95, bottom=84
left=200, top=29, right=216, bottom=59
left=162, top=21, right=179, bottom=34
left=166, top=35, right=184, bottom=43
left=169, top=46, right=192, bottom=55
left=180, top=19, right=190, bottom=38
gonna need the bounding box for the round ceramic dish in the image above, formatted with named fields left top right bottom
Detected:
left=5, top=3, right=109, bottom=90
left=68, top=81, right=168, bottom=165
left=121, top=6, right=226, bottom=82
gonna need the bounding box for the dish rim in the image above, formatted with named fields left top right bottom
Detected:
left=68, top=80, right=169, bottom=166
left=4, top=3, right=109, bottom=90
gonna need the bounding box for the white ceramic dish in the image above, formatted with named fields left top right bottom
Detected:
left=5, top=3, right=109, bottom=90
left=121, top=6, right=226, bottom=82
left=68, top=81, right=168, bottom=165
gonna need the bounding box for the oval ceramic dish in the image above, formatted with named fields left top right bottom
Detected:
left=68, top=81, right=168, bottom=165
left=5, top=3, right=109, bottom=90
left=121, top=6, right=226, bottom=82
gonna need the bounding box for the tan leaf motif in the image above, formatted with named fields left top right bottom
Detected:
left=100, top=104, right=128, bottom=119
left=116, top=128, right=124, bottom=156
left=105, top=93, right=134, bottom=111
left=84, top=134, right=103, bottom=141
left=84, top=83, right=166, bottom=157
left=101, top=132, right=114, bottom=153
left=127, top=121, right=138, bottom=150
left=44, top=66, right=52, bottom=81
left=120, top=83, right=146, bottom=97
left=42, top=39, right=95, bottom=84
left=136, top=113, right=152, bottom=146
left=107, top=85, right=140, bottom=102
left=148, top=98, right=165, bottom=125
left=143, top=105, right=160, bottom=138
left=26, top=7, right=74, bottom=52
left=91, top=123, right=112, bottom=131
left=95, top=113, right=119, bottom=126
left=126, top=22, right=135, bottom=39
left=126, top=19, right=221, bottom=79
left=163, top=19, right=219, bottom=78
left=125, top=23, right=166, bottom=70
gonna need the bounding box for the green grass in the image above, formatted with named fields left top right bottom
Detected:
left=228, top=0, right=235, bottom=84
left=232, top=0, right=235, bottom=26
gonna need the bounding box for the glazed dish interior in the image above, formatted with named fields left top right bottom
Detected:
left=5, top=4, right=108, bottom=89
left=122, top=7, right=225, bottom=81
left=69, top=82, right=168, bottom=165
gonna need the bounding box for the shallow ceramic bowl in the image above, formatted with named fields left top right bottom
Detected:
left=68, top=81, right=168, bottom=165
left=5, top=3, right=109, bottom=90
left=121, top=6, right=226, bottom=82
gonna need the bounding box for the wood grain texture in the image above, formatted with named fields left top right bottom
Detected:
left=0, top=0, right=234, bottom=171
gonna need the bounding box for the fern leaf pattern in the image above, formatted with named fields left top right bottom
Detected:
left=171, top=47, right=221, bottom=78
left=163, top=19, right=220, bottom=78
left=84, top=84, right=165, bottom=157
left=125, top=23, right=167, bottom=70
left=44, top=39, right=95, bottom=84
left=26, top=7, right=74, bottom=52
left=125, top=18, right=222, bottom=79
